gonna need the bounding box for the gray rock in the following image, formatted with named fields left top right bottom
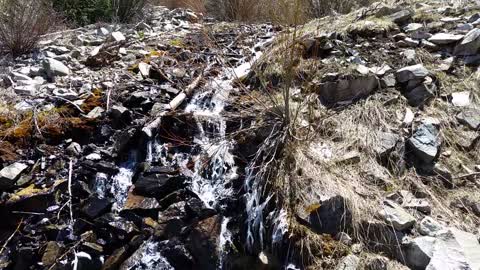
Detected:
left=405, top=236, right=436, bottom=269
left=379, top=200, right=416, bottom=231
left=427, top=228, right=480, bottom=270
left=381, top=73, right=396, bottom=88
left=403, top=198, right=431, bottom=214
left=86, top=153, right=101, bottom=161
left=456, top=23, right=474, bottom=32
left=410, top=31, right=432, bottom=40
left=421, top=40, right=440, bottom=51
left=309, top=195, right=352, bottom=235
left=404, top=23, right=424, bottom=32
left=86, top=107, right=105, bottom=119
left=335, top=255, right=359, bottom=270
left=454, top=28, right=480, bottom=56
left=419, top=217, right=443, bottom=236
left=0, top=162, right=28, bottom=189
left=363, top=255, right=390, bottom=270
left=14, top=85, right=37, bottom=95
left=396, top=64, right=429, bottom=83
left=138, top=62, right=151, bottom=78
left=428, top=33, right=464, bottom=45
left=110, top=31, right=126, bottom=42
left=315, top=75, right=378, bottom=105
left=335, top=232, right=353, bottom=246
left=42, top=58, right=70, bottom=77
left=53, top=88, right=78, bottom=100
left=456, top=108, right=480, bottom=130
left=450, top=91, right=470, bottom=107
left=110, top=105, right=131, bottom=121
left=388, top=9, right=413, bottom=24
left=408, top=123, right=441, bottom=163
left=66, top=142, right=82, bottom=156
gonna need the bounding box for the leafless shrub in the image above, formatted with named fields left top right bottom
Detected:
left=111, top=0, right=147, bottom=23
left=0, top=0, right=55, bottom=56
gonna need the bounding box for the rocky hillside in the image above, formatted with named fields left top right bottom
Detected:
left=0, top=1, right=479, bottom=270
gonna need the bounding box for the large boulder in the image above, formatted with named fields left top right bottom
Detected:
left=405, top=228, right=480, bottom=270
left=408, top=122, right=441, bottom=164
left=454, top=29, right=480, bottom=56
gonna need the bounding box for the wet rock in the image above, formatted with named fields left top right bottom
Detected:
left=0, top=162, right=28, bottom=189
left=419, top=217, right=443, bottom=236
left=454, top=28, right=480, bottom=56
left=83, top=160, right=119, bottom=175
left=81, top=196, right=112, bottom=219
left=309, top=195, right=352, bottom=235
left=396, top=64, right=429, bottom=83
left=66, top=142, right=82, bottom=156
left=41, top=241, right=62, bottom=267
left=315, top=75, right=378, bottom=105
left=379, top=200, right=416, bottom=231
left=112, top=128, right=138, bottom=155
left=134, top=173, right=186, bottom=199
left=335, top=254, right=359, bottom=270
left=123, top=187, right=161, bottom=212
left=186, top=215, right=221, bottom=269
left=110, top=105, right=132, bottom=124
left=456, top=108, right=480, bottom=130
left=428, top=33, right=464, bottom=45
left=408, top=122, right=441, bottom=164
left=102, top=246, right=128, bottom=270
left=42, top=58, right=70, bottom=77
left=158, top=201, right=186, bottom=224
left=185, top=197, right=217, bottom=219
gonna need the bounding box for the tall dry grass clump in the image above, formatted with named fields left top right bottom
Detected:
left=0, top=0, right=56, bottom=56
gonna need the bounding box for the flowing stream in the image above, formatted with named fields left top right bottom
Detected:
left=95, top=27, right=277, bottom=269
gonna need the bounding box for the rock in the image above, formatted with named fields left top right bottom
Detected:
left=419, top=217, right=443, bottom=236
left=158, top=201, right=186, bottom=224
left=86, top=107, right=105, bottom=119
left=404, top=23, right=424, bottom=32
left=309, top=195, right=352, bottom=235
left=138, top=62, right=151, bottom=78
left=405, top=82, right=436, bottom=107
left=42, top=241, right=62, bottom=267
left=403, top=198, right=431, bottom=214
left=86, top=153, right=101, bottom=161
left=186, top=215, right=222, bottom=269
left=0, top=162, right=28, bottom=189
left=109, top=105, right=131, bottom=123
left=123, top=187, right=160, bottom=212
left=185, top=196, right=216, bottom=219
left=364, top=255, right=389, bottom=270
left=454, top=29, right=480, bottom=56
left=410, top=31, right=432, bottom=40
left=102, top=246, right=128, bottom=270
left=81, top=196, right=112, bottom=219
left=42, top=58, right=70, bottom=77
left=457, top=108, right=480, bottom=130
left=14, top=85, right=37, bottom=95
left=379, top=200, right=416, bottom=231
left=408, top=123, right=441, bottom=163
left=396, top=64, right=429, bottom=83
left=428, top=33, right=464, bottom=45
left=134, top=173, right=187, bottom=199
left=404, top=236, right=436, bottom=269
left=97, top=27, right=110, bottom=36
left=388, top=9, right=413, bottom=24
left=315, top=75, right=378, bottom=105
left=380, top=73, right=396, bottom=88
left=426, top=228, right=480, bottom=270
left=403, top=108, right=414, bottom=125
left=335, top=232, right=353, bottom=246
left=335, top=254, right=360, bottom=270
left=110, top=31, right=126, bottom=42
left=66, top=142, right=82, bottom=156
left=53, top=88, right=78, bottom=100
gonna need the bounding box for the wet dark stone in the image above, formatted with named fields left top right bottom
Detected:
left=81, top=196, right=112, bottom=219
left=82, top=160, right=119, bottom=175
left=186, top=215, right=221, bottom=269
left=12, top=247, right=36, bottom=270
left=185, top=197, right=217, bottom=220
left=134, top=173, right=186, bottom=199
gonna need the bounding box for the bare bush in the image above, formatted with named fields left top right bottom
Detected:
left=111, top=0, right=147, bottom=23
left=0, top=0, right=55, bottom=56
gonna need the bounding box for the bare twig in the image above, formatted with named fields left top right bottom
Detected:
left=0, top=218, right=23, bottom=255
